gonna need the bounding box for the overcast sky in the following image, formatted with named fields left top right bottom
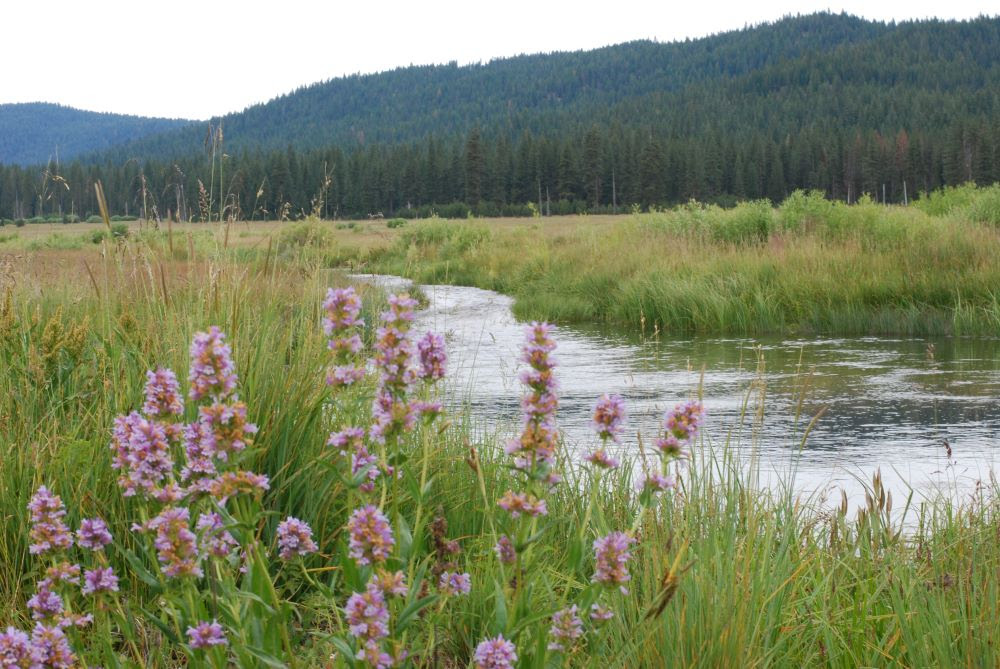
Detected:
left=0, top=0, right=995, bottom=120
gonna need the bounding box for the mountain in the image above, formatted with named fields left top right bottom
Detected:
left=107, top=12, right=892, bottom=158
left=0, top=103, right=192, bottom=165
left=1, top=13, right=998, bottom=221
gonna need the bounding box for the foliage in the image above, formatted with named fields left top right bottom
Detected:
left=1, top=241, right=999, bottom=666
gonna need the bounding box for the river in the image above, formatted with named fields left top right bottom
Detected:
left=355, top=275, right=1000, bottom=514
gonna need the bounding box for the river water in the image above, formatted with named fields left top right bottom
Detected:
left=355, top=275, right=1000, bottom=513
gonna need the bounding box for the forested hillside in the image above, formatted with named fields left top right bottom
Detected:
left=0, top=103, right=191, bottom=166
left=1, top=13, right=998, bottom=221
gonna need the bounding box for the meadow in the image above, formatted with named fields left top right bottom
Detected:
left=1, top=188, right=999, bottom=667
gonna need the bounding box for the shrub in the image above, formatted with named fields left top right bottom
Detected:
left=86, top=214, right=104, bottom=223
left=14, top=219, right=26, bottom=227
left=276, top=220, right=335, bottom=253
left=386, top=218, right=406, bottom=229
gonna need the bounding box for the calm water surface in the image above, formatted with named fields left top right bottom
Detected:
left=356, top=275, right=1000, bottom=512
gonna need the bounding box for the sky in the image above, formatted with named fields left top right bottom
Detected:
left=0, top=0, right=996, bottom=120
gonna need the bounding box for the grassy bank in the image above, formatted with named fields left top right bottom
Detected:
left=2, top=236, right=999, bottom=666
left=360, top=187, right=1000, bottom=336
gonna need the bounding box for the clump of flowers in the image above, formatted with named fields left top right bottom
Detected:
left=438, top=571, right=471, bottom=596
left=27, top=486, right=73, bottom=555
left=187, top=620, right=227, bottom=649
left=473, top=635, right=518, bottom=669
left=76, top=518, right=112, bottom=551
left=640, top=400, right=704, bottom=501
left=592, top=531, right=636, bottom=594
left=323, top=287, right=366, bottom=387
left=504, top=322, right=560, bottom=481
left=416, top=331, right=447, bottom=382
left=547, top=605, right=584, bottom=652
left=584, top=393, right=625, bottom=469
left=275, top=517, right=318, bottom=560
left=347, top=505, right=395, bottom=566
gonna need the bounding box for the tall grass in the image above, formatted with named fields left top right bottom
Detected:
left=1, top=237, right=999, bottom=666
left=365, top=188, right=1000, bottom=336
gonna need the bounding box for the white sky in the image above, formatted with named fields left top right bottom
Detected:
left=0, top=0, right=995, bottom=120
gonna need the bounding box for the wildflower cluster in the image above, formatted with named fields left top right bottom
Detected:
left=584, top=393, right=625, bottom=470
left=639, top=400, right=704, bottom=500
left=7, top=486, right=121, bottom=666
left=323, top=286, right=366, bottom=387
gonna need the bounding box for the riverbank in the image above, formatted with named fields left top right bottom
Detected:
left=358, top=188, right=1000, bottom=336
left=2, top=240, right=999, bottom=666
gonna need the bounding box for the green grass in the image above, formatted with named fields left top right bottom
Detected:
left=359, top=187, right=1000, bottom=336
left=1, top=230, right=999, bottom=666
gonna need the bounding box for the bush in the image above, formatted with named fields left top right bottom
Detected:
left=335, top=222, right=357, bottom=230
left=86, top=215, right=104, bottom=223
left=386, top=218, right=406, bottom=229
left=0, top=219, right=11, bottom=227
left=14, top=219, right=25, bottom=227
left=276, top=220, right=336, bottom=253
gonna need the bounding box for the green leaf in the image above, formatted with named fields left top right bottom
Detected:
left=244, top=646, right=289, bottom=668
left=330, top=636, right=358, bottom=668
left=395, top=594, right=439, bottom=632
left=396, top=514, right=413, bottom=561
left=493, top=580, right=508, bottom=634
left=120, top=547, right=162, bottom=590
left=138, top=607, right=179, bottom=644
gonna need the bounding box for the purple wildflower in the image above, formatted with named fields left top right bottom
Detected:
left=590, top=604, right=614, bottom=622
left=276, top=517, right=318, bottom=560
left=584, top=449, right=620, bottom=469
left=351, top=449, right=381, bottom=493
left=180, top=420, right=217, bottom=486
left=410, top=400, right=443, bottom=423
left=547, top=605, right=584, bottom=652
left=416, top=331, right=447, bottom=381
left=328, top=427, right=366, bottom=454
left=639, top=470, right=675, bottom=494
left=109, top=412, right=174, bottom=498
left=592, top=393, right=626, bottom=442
left=0, top=627, right=39, bottom=668
left=507, top=322, right=560, bottom=478
left=438, top=571, right=471, bottom=596
left=138, top=506, right=202, bottom=578
left=322, top=286, right=364, bottom=333
left=356, top=641, right=395, bottom=669
left=327, top=365, right=367, bottom=388
left=186, top=620, right=228, bottom=649
left=206, top=470, right=270, bottom=504
left=345, top=582, right=389, bottom=642
left=188, top=327, right=238, bottom=401
left=593, top=531, right=636, bottom=594
left=196, top=401, right=258, bottom=462
left=77, top=518, right=112, bottom=551
left=497, top=491, right=548, bottom=518
left=347, top=505, right=394, bottom=565
left=27, top=583, right=62, bottom=621
left=30, top=624, right=75, bottom=668
left=44, top=563, right=80, bottom=586
left=381, top=293, right=418, bottom=327
left=142, top=367, right=184, bottom=417
left=374, top=570, right=408, bottom=597
left=494, top=535, right=516, bottom=565
left=657, top=400, right=704, bottom=455
left=196, top=512, right=239, bottom=558
left=473, top=635, right=518, bottom=669
left=82, top=567, right=119, bottom=596
left=369, top=390, right=416, bottom=445
left=27, top=486, right=73, bottom=555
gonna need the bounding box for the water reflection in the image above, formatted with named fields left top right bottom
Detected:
left=355, top=275, right=1000, bottom=511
